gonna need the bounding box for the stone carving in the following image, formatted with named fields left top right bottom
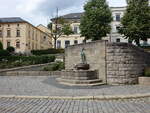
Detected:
left=80, top=48, right=87, bottom=64
left=74, top=48, right=89, bottom=70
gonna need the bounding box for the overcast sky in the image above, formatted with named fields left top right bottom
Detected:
left=0, top=0, right=126, bottom=26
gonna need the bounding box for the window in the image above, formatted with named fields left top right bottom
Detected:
left=8, top=24, right=10, bottom=27
left=0, top=30, right=2, bottom=37
left=116, top=38, right=120, bottom=42
left=17, top=24, right=19, bottom=27
left=7, top=41, right=11, bottom=47
left=74, top=40, right=78, bottom=45
left=7, top=29, right=11, bottom=37
left=16, top=41, right=20, bottom=48
left=0, top=25, right=1, bottom=27
left=16, top=29, right=20, bottom=37
left=73, top=26, right=79, bottom=34
left=57, top=40, right=61, bottom=48
left=65, top=40, right=70, bottom=48
left=32, top=30, right=34, bottom=40
left=116, top=14, right=121, bottom=21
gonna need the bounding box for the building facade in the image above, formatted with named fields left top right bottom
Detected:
left=51, top=6, right=150, bottom=48
left=0, top=17, right=52, bottom=53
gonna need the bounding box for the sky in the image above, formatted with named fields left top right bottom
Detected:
left=0, top=0, right=127, bottom=26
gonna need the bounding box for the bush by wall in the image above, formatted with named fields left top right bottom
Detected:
left=144, top=67, right=150, bottom=77
left=31, top=48, right=64, bottom=55
left=0, top=50, right=11, bottom=58
left=0, top=55, right=55, bottom=69
left=43, top=61, right=64, bottom=71
left=141, top=46, right=150, bottom=52
left=5, top=55, right=55, bottom=64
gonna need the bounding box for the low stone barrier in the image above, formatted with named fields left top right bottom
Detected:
left=0, top=71, right=61, bottom=76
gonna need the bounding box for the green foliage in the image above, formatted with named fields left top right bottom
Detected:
left=0, top=55, right=55, bottom=69
left=141, top=46, right=150, bottom=52
left=0, top=42, right=3, bottom=50
left=31, top=48, right=64, bottom=55
left=80, top=0, right=113, bottom=41
left=47, top=22, right=52, bottom=30
left=6, top=46, right=15, bottom=53
left=118, top=0, right=150, bottom=46
left=50, top=17, right=73, bottom=48
left=43, top=61, right=64, bottom=71
left=0, top=50, right=11, bottom=57
left=144, top=67, right=150, bottom=77
left=62, top=24, right=73, bottom=36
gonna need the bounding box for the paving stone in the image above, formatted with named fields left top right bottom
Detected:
left=0, top=98, right=148, bottom=113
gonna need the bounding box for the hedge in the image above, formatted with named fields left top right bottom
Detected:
left=3, top=55, right=56, bottom=64
left=144, top=67, right=150, bottom=77
left=31, top=48, right=64, bottom=55
left=0, top=50, right=11, bottom=58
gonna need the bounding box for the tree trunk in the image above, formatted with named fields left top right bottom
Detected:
left=54, top=38, right=57, bottom=49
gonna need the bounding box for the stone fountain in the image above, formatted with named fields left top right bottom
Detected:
left=56, top=48, right=103, bottom=86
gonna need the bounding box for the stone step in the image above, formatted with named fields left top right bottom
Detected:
left=61, top=76, right=97, bottom=80
left=57, top=81, right=105, bottom=86
left=56, top=78, right=103, bottom=84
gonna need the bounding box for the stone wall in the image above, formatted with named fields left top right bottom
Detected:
left=65, top=41, right=150, bottom=85
left=65, top=40, right=106, bottom=82
left=106, top=43, right=150, bottom=84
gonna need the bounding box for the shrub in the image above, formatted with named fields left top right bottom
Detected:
left=4, top=55, right=55, bottom=64
left=0, top=50, right=11, bottom=60
left=43, top=61, right=65, bottom=71
left=0, top=55, right=55, bottom=69
left=6, top=46, right=15, bottom=53
left=144, top=67, right=150, bottom=77
left=31, top=48, right=64, bottom=55
left=0, top=42, right=3, bottom=50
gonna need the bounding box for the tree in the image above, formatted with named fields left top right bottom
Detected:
left=80, top=0, right=113, bottom=41
left=0, top=42, right=3, bottom=50
left=49, top=9, right=73, bottom=49
left=118, top=0, right=150, bottom=46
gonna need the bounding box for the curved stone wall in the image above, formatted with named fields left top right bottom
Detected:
left=106, top=43, right=150, bottom=84
left=65, top=41, right=150, bottom=85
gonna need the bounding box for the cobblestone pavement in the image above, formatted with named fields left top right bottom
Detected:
left=0, top=76, right=150, bottom=96
left=0, top=97, right=149, bottom=113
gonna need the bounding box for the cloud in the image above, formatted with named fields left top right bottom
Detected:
left=35, top=0, right=86, bottom=17
left=0, top=0, right=127, bottom=26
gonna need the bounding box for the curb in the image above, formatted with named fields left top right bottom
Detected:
left=0, top=93, right=150, bottom=100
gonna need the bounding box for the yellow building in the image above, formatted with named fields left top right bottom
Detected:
left=0, top=17, right=52, bottom=53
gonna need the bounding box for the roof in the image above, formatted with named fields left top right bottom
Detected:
left=60, top=13, right=83, bottom=19
left=51, top=13, right=83, bottom=21
left=51, top=6, right=127, bottom=21
left=0, top=17, right=26, bottom=23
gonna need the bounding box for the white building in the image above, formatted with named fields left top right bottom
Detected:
left=51, top=6, right=149, bottom=48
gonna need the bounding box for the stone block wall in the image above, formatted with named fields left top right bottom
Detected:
left=106, top=43, right=150, bottom=84
left=65, top=41, right=150, bottom=85
left=65, top=40, right=106, bottom=82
